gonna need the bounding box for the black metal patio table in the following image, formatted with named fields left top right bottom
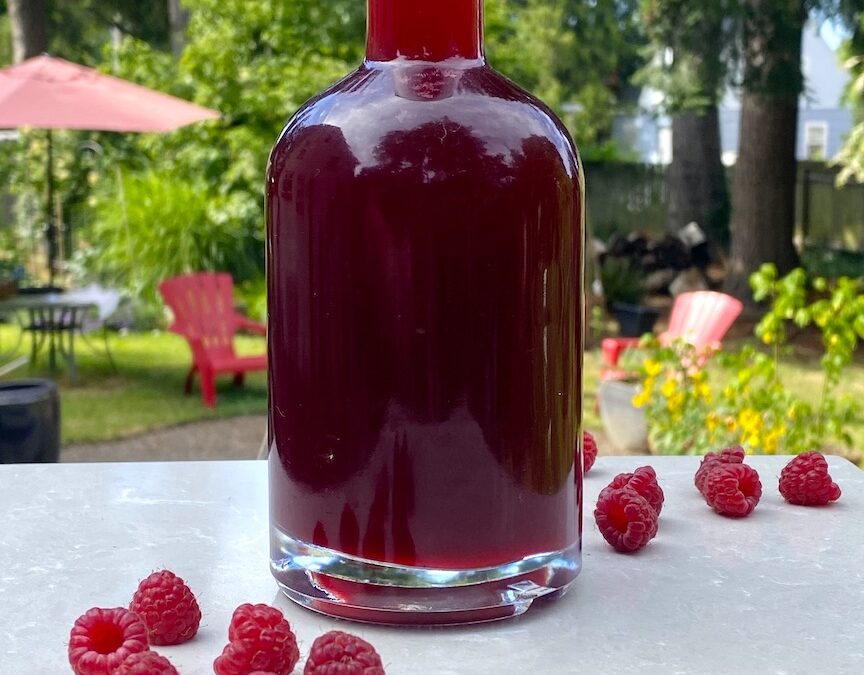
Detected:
left=0, top=294, right=97, bottom=384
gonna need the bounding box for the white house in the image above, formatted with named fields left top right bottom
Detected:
left=613, top=24, right=852, bottom=165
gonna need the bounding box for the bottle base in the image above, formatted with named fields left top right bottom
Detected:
left=270, top=527, right=580, bottom=625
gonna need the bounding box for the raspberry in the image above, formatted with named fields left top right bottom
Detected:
left=608, top=465, right=664, bottom=515
left=213, top=604, right=300, bottom=675
left=129, top=570, right=201, bottom=646
left=304, top=630, right=385, bottom=675
left=703, top=463, right=762, bottom=517
left=695, top=445, right=745, bottom=494
left=583, top=430, right=598, bottom=474
left=68, top=607, right=149, bottom=675
left=115, top=651, right=178, bottom=675
left=779, top=452, right=842, bottom=506
left=594, top=486, right=658, bottom=553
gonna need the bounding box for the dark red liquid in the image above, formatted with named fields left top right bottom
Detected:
left=267, top=60, right=583, bottom=570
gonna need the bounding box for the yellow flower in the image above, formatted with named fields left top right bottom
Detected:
left=667, top=392, right=685, bottom=413
left=696, top=383, right=712, bottom=402
left=706, top=412, right=720, bottom=432
left=723, top=386, right=734, bottom=399
left=762, top=331, right=774, bottom=345
left=737, top=408, right=763, bottom=435
left=632, top=390, right=650, bottom=408
left=661, top=378, right=677, bottom=398
left=643, top=359, right=663, bottom=377
left=762, top=425, right=786, bottom=455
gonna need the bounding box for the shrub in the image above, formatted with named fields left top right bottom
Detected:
left=76, top=170, right=262, bottom=313
left=634, top=264, right=864, bottom=455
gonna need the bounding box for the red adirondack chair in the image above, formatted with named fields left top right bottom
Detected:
left=159, top=273, right=266, bottom=407
left=601, top=291, right=743, bottom=381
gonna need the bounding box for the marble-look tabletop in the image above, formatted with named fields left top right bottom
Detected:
left=1, top=455, right=862, bottom=675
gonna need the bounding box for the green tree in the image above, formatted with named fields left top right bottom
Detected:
left=78, top=0, right=365, bottom=299
left=639, top=0, right=734, bottom=246
left=836, top=15, right=864, bottom=183
left=726, top=0, right=863, bottom=300
left=487, top=0, right=645, bottom=148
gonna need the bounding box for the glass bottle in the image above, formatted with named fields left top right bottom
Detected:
left=267, top=0, right=584, bottom=624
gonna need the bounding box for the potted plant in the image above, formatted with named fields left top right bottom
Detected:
left=600, top=256, right=660, bottom=337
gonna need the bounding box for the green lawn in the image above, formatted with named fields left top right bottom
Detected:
left=1, top=326, right=861, bottom=458
left=1, top=326, right=267, bottom=445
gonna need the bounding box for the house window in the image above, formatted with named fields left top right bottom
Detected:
left=804, top=122, right=828, bottom=160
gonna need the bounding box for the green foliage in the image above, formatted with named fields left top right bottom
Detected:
left=78, top=170, right=259, bottom=308
left=485, top=0, right=646, bottom=146
left=637, top=0, right=736, bottom=112
left=48, top=0, right=171, bottom=64
left=634, top=265, right=864, bottom=455
left=68, top=0, right=365, bottom=305
left=838, top=29, right=864, bottom=182
left=600, top=257, right=645, bottom=307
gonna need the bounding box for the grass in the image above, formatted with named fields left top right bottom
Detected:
left=0, top=326, right=267, bottom=445
left=0, top=325, right=861, bottom=458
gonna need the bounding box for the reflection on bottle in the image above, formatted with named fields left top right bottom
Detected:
left=362, top=467, right=390, bottom=561
left=339, top=504, right=360, bottom=556
left=312, top=521, right=329, bottom=548
left=392, top=430, right=417, bottom=565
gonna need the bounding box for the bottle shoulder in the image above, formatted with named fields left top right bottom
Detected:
left=269, top=63, right=579, bottom=181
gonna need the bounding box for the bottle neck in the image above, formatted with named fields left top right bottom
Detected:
left=366, top=0, right=484, bottom=63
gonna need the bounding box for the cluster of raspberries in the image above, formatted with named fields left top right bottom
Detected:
left=588, top=437, right=841, bottom=553
left=68, top=570, right=385, bottom=675
left=696, top=447, right=841, bottom=515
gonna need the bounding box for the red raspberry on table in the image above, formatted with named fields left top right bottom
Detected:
left=68, top=607, right=149, bottom=675
left=779, top=452, right=842, bottom=506
left=304, top=630, right=385, bottom=675
left=129, top=570, right=201, bottom=646
left=703, top=463, right=762, bottom=517
left=608, top=465, right=664, bottom=515
left=115, top=651, right=178, bottom=675
left=594, top=486, right=659, bottom=553
left=582, top=430, right=598, bottom=474
left=695, top=445, right=745, bottom=495
left=214, top=603, right=300, bottom=675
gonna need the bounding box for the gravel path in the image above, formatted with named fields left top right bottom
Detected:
left=61, top=415, right=267, bottom=463
left=62, top=417, right=631, bottom=463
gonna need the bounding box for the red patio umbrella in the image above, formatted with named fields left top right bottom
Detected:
left=0, top=55, right=219, bottom=283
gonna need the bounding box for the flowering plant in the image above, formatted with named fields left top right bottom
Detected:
left=633, top=265, right=863, bottom=455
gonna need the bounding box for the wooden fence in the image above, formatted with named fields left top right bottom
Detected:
left=584, top=160, right=864, bottom=252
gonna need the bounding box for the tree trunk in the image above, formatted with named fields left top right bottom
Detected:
left=8, top=0, right=48, bottom=63
left=666, top=106, right=730, bottom=248
left=725, top=0, right=804, bottom=300
left=168, top=0, right=189, bottom=58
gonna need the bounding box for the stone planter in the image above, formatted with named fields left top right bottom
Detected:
left=598, top=379, right=649, bottom=454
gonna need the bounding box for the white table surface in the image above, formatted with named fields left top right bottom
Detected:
left=1, top=455, right=862, bottom=675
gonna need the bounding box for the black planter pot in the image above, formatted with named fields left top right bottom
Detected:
left=612, top=302, right=661, bottom=338
left=0, top=379, right=60, bottom=463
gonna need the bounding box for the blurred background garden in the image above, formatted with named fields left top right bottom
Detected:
left=1, top=0, right=863, bottom=464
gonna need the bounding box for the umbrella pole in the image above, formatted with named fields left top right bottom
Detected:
left=45, top=128, right=58, bottom=288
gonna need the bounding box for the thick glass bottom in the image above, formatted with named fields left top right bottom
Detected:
left=270, top=526, right=581, bottom=625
